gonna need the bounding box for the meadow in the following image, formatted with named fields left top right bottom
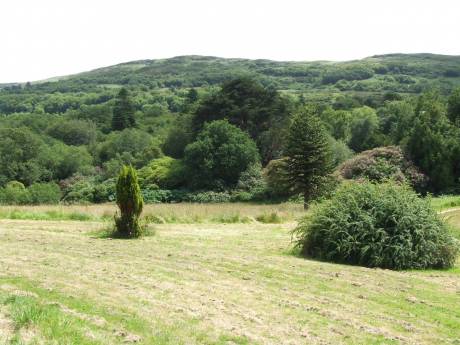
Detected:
left=0, top=202, right=459, bottom=344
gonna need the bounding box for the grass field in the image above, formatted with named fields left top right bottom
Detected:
left=0, top=204, right=459, bottom=344
left=0, top=203, right=305, bottom=225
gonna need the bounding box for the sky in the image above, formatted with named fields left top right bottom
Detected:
left=0, top=0, right=459, bottom=82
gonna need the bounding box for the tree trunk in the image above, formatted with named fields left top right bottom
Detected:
left=303, top=191, right=309, bottom=210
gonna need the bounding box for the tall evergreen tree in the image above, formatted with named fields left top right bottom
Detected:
left=406, top=92, right=458, bottom=192
left=448, top=87, right=460, bottom=126
left=112, top=88, right=135, bottom=131
left=285, top=107, right=333, bottom=209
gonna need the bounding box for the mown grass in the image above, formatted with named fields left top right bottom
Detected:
left=431, top=195, right=460, bottom=211
left=0, top=215, right=459, bottom=344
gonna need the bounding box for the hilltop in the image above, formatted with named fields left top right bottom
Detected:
left=2, top=53, right=460, bottom=96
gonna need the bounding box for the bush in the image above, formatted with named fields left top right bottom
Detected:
left=293, top=181, right=459, bottom=270
left=184, top=191, right=232, bottom=203
left=28, top=183, right=61, bottom=204
left=138, top=157, right=187, bottom=189
left=0, top=181, right=61, bottom=205
left=0, top=182, right=30, bottom=205
left=235, top=163, right=267, bottom=200
left=115, top=166, right=144, bottom=238
left=142, top=188, right=188, bottom=203
left=337, top=146, right=427, bottom=191
left=263, top=158, right=292, bottom=198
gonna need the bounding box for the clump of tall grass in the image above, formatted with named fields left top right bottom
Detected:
left=0, top=209, right=94, bottom=221
left=255, top=212, right=284, bottom=224
left=431, top=195, right=460, bottom=211
left=293, top=181, right=459, bottom=270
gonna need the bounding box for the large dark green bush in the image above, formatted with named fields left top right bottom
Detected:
left=184, top=120, right=260, bottom=188
left=294, top=181, right=458, bottom=270
left=115, top=166, right=144, bottom=238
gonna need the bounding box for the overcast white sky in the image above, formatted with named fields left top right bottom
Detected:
left=0, top=0, right=459, bottom=82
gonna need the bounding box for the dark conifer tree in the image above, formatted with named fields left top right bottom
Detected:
left=285, top=106, right=333, bottom=209
left=112, top=88, right=135, bottom=131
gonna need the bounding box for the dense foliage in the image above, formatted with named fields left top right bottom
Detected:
left=193, top=77, right=292, bottom=163
left=294, top=181, right=459, bottom=269
left=184, top=120, right=260, bottom=188
left=1, top=54, right=460, bottom=204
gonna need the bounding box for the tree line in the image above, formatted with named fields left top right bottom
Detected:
left=0, top=75, right=460, bottom=205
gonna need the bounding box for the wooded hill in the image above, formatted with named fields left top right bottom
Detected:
left=0, top=53, right=459, bottom=204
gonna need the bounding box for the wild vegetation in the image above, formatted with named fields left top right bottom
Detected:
left=294, top=181, right=459, bottom=269
left=1, top=54, right=460, bottom=205
left=1, top=53, right=460, bottom=343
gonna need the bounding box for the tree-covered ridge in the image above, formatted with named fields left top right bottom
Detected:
left=2, top=53, right=460, bottom=93
left=0, top=53, right=459, bottom=205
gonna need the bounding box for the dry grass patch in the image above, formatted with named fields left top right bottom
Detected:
left=0, top=203, right=304, bottom=224
left=0, top=217, right=459, bottom=344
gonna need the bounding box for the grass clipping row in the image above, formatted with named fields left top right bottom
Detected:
left=294, top=181, right=459, bottom=270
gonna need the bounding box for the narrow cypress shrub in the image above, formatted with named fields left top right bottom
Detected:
left=115, top=165, right=144, bottom=238
left=293, top=181, right=459, bottom=270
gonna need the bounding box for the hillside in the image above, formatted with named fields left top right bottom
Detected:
left=1, top=52, right=460, bottom=204
left=3, top=53, right=460, bottom=95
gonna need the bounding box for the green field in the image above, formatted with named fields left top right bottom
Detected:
left=0, top=204, right=459, bottom=344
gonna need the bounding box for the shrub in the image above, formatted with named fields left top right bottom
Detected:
left=235, top=163, right=267, bottom=200
left=337, top=146, right=427, bottom=191
left=263, top=158, right=292, bottom=198
left=115, top=166, right=144, bottom=238
left=0, top=182, right=30, bottom=205
left=293, top=181, right=459, bottom=270
left=256, top=212, right=283, bottom=224
left=138, top=156, right=187, bottom=189
left=28, top=183, right=61, bottom=204
left=184, top=191, right=232, bottom=203
left=141, top=188, right=186, bottom=203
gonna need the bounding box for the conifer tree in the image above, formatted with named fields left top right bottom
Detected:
left=112, top=88, right=135, bottom=131
left=285, top=107, right=333, bottom=209
left=115, top=165, right=144, bottom=238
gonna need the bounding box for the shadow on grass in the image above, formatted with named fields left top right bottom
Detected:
left=88, top=224, right=156, bottom=239
left=285, top=242, right=460, bottom=273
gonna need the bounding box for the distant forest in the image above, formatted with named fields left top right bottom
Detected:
left=0, top=54, right=459, bottom=204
